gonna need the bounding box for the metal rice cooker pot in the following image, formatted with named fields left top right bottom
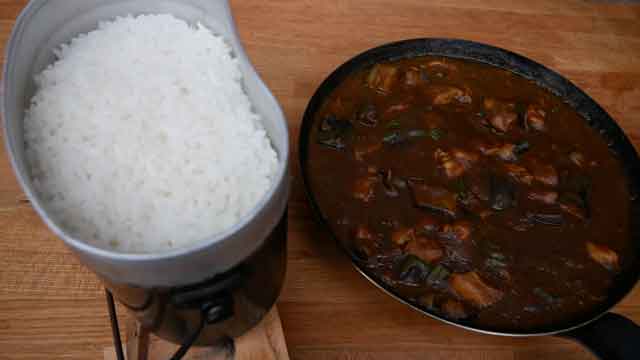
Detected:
left=2, top=0, right=290, bottom=348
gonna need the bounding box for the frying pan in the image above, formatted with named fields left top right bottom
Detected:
left=299, top=39, right=640, bottom=359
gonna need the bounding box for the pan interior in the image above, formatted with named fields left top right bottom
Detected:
left=299, top=38, right=640, bottom=336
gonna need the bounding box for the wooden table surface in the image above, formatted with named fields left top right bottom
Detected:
left=1, top=0, right=640, bottom=359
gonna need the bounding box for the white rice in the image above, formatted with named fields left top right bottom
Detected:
left=24, top=14, right=279, bottom=254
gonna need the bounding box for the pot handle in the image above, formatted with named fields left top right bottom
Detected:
left=563, top=313, right=640, bottom=360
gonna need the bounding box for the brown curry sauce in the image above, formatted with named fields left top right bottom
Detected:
left=307, top=56, right=632, bottom=331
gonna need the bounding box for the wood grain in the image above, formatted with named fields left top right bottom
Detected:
left=103, top=308, right=289, bottom=360
left=1, top=0, right=639, bottom=359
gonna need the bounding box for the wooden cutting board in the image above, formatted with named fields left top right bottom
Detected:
left=103, top=308, right=289, bottom=360
left=1, top=1, right=640, bottom=359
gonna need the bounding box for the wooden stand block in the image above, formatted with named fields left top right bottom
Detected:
left=104, top=307, right=289, bottom=360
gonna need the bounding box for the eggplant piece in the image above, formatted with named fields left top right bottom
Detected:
left=480, top=142, right=528, bottom=162
left=366, top=64, right=399, bottom=94
left=405, top=236, right=445, bottom=264
left=317, top=114, right=352, bottom=150
left=527, top=212, right=564, bottom=226
left=526, top=105, right=547, bottom=131
left=383, top=131, right=406, bottom=145
left=490, top=175, right=516, bottom=211
left=450, top=272, right=504, bottom=308
left=380, top=169, right=400, bottom=197
left=586, top=242, right=620, bottom=271
left=319, top=114, right=351, bottom=133
left=533, top=287, right=558, bottom=305
left=409, top=183, right=458, bottom=217
left=398, top=255, right=432, bottom=286
left=439, top=222, right=476, bottom=272
left=317, top=136, right=346, bottom=150
left=358, top=104, right=378, bottom=127
left=353, top=177, right=377, bottom=202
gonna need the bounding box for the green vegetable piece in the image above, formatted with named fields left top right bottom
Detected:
left=386, top=120, right=401, bottom=129
left=399, top=255, right=432, bottom=284
left=429, top=128, right=445, bottom=141
left=514, top=141, right=531, bottom=155
left=426, top=264, right=451, bottom=286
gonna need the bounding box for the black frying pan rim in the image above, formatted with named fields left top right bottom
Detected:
left=299, top=38, right=640, bottom=336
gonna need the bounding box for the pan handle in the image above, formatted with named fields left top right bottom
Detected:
left=562, top=313, right=640, bottom=360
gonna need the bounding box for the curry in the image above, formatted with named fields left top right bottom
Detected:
left=307, top=56, right=633, bottom=330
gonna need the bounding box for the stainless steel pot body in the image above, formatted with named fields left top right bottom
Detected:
left=3, top=0, right=290, bottom=288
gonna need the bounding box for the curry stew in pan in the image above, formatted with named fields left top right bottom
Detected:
left=307, top=56, right=633, bottom=330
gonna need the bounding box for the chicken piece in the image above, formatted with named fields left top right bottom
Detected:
left=353, top=225, right=377, bottom=257
left=503, top=163, right=534, bottom=185
left=383, top=102, right=410, bottom=118
left=354, top=141, right=382, bottom=161
left=416, top=215, right=440, bottom=234
left=441, top=299, right=468, bottom=320
left=559, top=201, right=588, bottom=220
left=367, top=64, right=398, bottom=94
left=410, top=183, right=458, bottom=217
left=528, top=190, right=558, bottom=205
left=526, top=105, right=547, bottom=131
left=452, top=148, right=480, bottom=168
left=426, top=59, right=458, bottom=77
left=483, top=98, right=518, bottom=133
left=586, top=242, right=620, bottom=271
left=569, top=151, right=586, bottom=167
left=481, top=143, right=517, bottom=161
left=353, top=177, right=377, bottom=202
left=391, top=227, right=415, bottom=246
left=480, top=142, right=530, bottom=162
left=435, top=149, right=468, bottom=179
left=489, top=113, right=518, bottom=133
left=429, top=85, right=472, bottom=105
left=528, top=159, right=559, bottom=186
left=405, top=236, right=444, bottom=263
left=450, top=272, right=504, bottom=308
left=440, top=221, right=473, bottom=243
left=404, top=67, right=422, bottom=87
